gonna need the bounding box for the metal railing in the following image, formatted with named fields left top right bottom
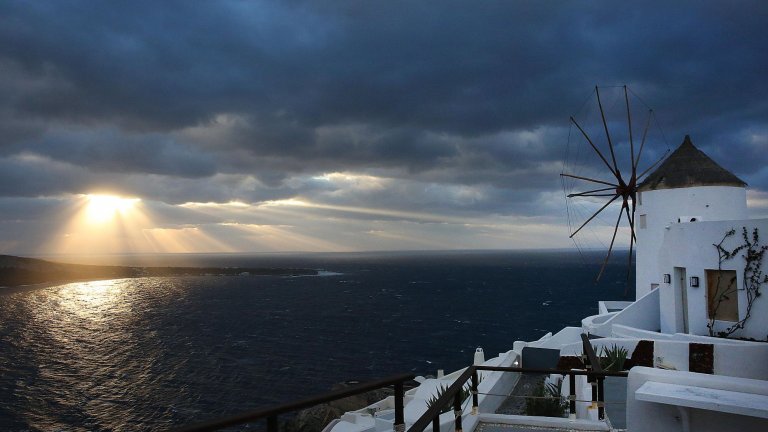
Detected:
left=176, top=333, right=623, bottom=432
left=408, top=334, right=628, bottom=432
left=175, top=373, right=415, bottom=432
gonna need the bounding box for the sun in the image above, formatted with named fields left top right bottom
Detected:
left=85, top=194, right=140, bottom=223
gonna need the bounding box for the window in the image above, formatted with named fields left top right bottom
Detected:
left=637, top=192, right=642, bottom=205
left=639, top=214, right=647, bottom=229
left=706, top=270, right=739, bottom=322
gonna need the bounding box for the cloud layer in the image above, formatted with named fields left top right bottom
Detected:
left=1, top=0, right=766, bottom=254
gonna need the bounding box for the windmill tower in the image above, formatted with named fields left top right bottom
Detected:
left=634, top=135, right=747, bottom=300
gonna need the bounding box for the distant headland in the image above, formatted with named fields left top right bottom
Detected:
left=0, top=255, right=317, bottom=288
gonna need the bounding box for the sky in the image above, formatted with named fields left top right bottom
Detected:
left=1, top=0, right=767, bottom=256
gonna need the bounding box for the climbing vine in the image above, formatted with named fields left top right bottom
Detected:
left=708, top=227, right=768, bottom=338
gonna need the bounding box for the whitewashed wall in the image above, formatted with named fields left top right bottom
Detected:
left=582, top=289, right=660, bottom=337
left=656, top=219, right=768, bottom=340
left=636, top=186, right=747, bottom=299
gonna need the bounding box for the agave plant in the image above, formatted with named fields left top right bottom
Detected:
left=600, top=344, right=629, bottom=372
left=425, top=374, right=483, bottom=414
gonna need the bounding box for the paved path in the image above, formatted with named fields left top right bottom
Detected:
left=494, top=373, right=546, bottom=415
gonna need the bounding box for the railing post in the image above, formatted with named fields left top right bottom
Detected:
left=569, top=372, right=576, bottom=418
left=453, top=392, right=463, bottom=432
left=597, top=376, right=605, bottom=420
left=471, top=371, right=479, bottom=415
left=581, top=333, right=605, bottom=419
left=267, top=415, right=278, bottom=432
left=432, top=416, right=440, bottom=432
left=394, top=382, right=405, bottom=432
left=581, top=333, right=601, bottom=373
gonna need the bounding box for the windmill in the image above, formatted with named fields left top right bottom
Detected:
left=561, top=85, right=669, bottom=283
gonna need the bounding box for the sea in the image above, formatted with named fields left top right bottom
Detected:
left=0, top=250, right=631, bottom=431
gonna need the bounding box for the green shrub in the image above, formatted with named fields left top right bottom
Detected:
left=525, top=379, right=567, bottom=417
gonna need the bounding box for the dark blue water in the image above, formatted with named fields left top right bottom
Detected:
left=0, top=250, right=630, bottom=431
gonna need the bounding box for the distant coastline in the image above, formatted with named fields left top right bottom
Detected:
left=0, top=255, right=317, bottom=288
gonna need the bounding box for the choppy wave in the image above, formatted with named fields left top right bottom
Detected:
left=0, top=250, right=627, bottom=430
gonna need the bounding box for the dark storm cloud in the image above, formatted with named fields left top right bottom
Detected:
left=13, top=128, right=217, bottom=177
left=0, top=0, right=766, bottom=209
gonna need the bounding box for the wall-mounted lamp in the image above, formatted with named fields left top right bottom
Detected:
left=663, top=274, right=671, bottom=284
left=690, top=276, right=700, bottom=288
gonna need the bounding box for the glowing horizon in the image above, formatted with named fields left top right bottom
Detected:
left=30, top=191, right=574, bottom=256
left=85, top=194, right=141, bottom=223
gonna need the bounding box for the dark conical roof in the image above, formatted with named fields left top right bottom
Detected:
left=637, top=135, right=746, bottom=191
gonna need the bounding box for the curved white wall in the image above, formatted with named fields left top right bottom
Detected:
left=635, top=186, right=747, bottom=299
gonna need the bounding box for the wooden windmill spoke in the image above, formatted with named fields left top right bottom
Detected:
left=625, top=86, right=635, bottom=172
left=596, top=86, right=620, bottom=175
left=637, top=149, right=670, bottom=179
left=572, top=193, right=617, bottom=197
left=624, top=224, right=635, bottom=295
left=560, top=173, right=617, bottom=187
left=624, top=202, right=636, bottom=241
left=622, top=195, right=637, bottom=293
left=630, top=194, right=637, bottom=240
left=569, top=194, right=620, bottom=238
left=570, top=116, right=618, bottom=178
left=596, top=200, right=626, bottom=281
left=567, top=186, right=617, bottom=198
left=634, top=109, right=653, bottom=173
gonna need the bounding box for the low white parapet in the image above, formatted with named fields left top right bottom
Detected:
left=582, top=312, right=618, bottom=337
left=478, top=413, right=609, bottom=431
left=599, top=300, right=633, bottom=315
left=529, top=326, right=583, bottom=349
left=636, top=381, right=768, bottom=419
left=559, top=337, right=638, bottom=358
left=583, top=289, right=660, bottom=337
left=627, top=367, right=768, bottom=432
left=611, top=324, right=673, bottom=340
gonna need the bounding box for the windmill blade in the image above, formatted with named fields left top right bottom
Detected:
left=637, top=149, right=670, bottom=180
left=570, top=116, right=618, bottom=178
left=567, top=186, right=616, bottom=198
left=624, top=201, right=636, bottom=242
left=623, top=224, right=635, bottom=297
left=630, top=191, right=637, bottom=240
left=563, top=86, right=662, bottom=288
left=569, top=194, right=620, bottom=238
left=560, top=173, right=617, bottom=188
left=633, top=109, right=653, bottom=173
left=596, top=200, right=626, bottom=281
left=596, top=86, right=620, bottom=174
left=570, top=193, right=618, bottom=198
left=622, top=195, right=636, bottom=295
left=625, top=86, right=635, bottom=171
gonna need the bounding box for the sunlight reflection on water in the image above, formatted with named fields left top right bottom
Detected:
left=1, top=278, right=195, bottom=431
left=56, top=280, right=129, bottom=320
left=0, top=252, right=620, bottom=431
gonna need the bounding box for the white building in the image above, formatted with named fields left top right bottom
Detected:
left=635, top=135, right=748, bottom=299
left=633, top=135, right=766, bottom=340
